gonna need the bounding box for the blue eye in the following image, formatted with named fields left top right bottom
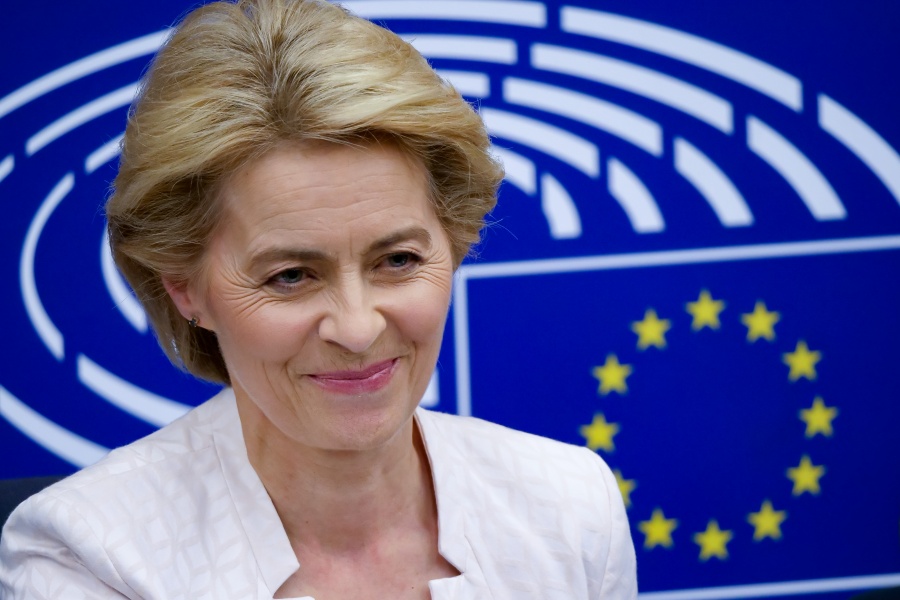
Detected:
left=386, top=253, right=411, bottom=268
left=383, top=252, right=423, bottom=270
left=275, top=268, right=305, bottom=284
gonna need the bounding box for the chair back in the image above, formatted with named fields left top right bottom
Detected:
left=0, top=476, right=65, bottom=531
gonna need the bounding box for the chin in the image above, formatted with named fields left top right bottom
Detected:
left=313, top=396, right=417, bottom=452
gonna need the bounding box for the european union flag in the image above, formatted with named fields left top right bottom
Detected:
left=462, top=244, right=900, bottom=593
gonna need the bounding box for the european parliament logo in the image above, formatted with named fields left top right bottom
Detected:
left=1, top=1, right=898, bottom=597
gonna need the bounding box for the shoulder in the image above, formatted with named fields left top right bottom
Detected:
left=21, top=389, right=229, bottom=506
left=0, top=390, right=235, bottom=598
left=417, top=407, right=606, bottom=484
left=418, top=409, right=616, bottom=550
left=417, top=409, right=637, bottom=598
left=9, top=388, right=235, bottom=521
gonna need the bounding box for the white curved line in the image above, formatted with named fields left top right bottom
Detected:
left=420, top=371, right=439, bottom=408
left=0, top=30, right=167, bottom=121
left=344, top=0, right=546, bottom=27
left=85, top=133, right=124, bottom=174
left=0, top=154, right=14, bottom=184
left=503, top=77, right=662, bottom=156
left=560, top=7, right=802, bottom=111
left=436, top=70, right=490, bottom=98
left=532, top=44, right=732, bottom=133
left=607, top=158, right=665, bottom=233
left=481, top=108, right=599, bottom=177
left=77, top=354, right=191, bottom=427
left=0, top=385, right=109, bottom=468
left=747, top=116, right=846, bottom=221
left=540, top=174, right=582, bottom=239
left=21, top=173, right=74, bottom=361
left=101, top=231, right=148, bottom=333
left=674, top=138, right=753, bottom=227
left=26, top=84, right=138, bottom=156
left=401, top=35, right=517, bottom=64
left=819, top=94, right=900, bottom=204
left=491, top=145, right=537, bottom=195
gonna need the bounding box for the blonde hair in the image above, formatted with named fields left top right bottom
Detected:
left=106, top=0, right=503, bottom=383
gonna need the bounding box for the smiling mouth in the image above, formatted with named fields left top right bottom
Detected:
left=309, top=359, right=397, bottom=394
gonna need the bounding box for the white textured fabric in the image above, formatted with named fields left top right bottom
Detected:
left=0, top=389, right=637, bottom=599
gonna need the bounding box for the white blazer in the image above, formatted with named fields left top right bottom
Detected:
left=0, top=389, right=637, bottom=599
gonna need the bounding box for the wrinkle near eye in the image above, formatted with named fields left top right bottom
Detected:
left=219, top=287, right=276, bottom=319
left=208, top=261, right=281, bottom=316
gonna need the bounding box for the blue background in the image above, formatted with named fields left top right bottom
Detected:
left=1, top=1, right=898, bottom=597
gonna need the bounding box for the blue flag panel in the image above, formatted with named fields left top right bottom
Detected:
left=462, top=248, right=900, bottom=591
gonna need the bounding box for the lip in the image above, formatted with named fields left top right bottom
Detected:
left=309, top=359, right=397, bottom=394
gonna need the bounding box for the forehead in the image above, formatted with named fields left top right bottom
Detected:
left=212, top=139, right=439, bottom=250
left=224, top=139, right=429, bottom=206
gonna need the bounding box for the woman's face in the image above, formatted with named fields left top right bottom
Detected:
left=179, top=140, right=454, bottom=452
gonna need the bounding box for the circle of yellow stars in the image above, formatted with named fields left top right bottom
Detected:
left=579, top=289, right=838, bottom=562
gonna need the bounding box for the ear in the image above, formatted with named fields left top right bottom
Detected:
left=162, top=276, right=208, bottom=328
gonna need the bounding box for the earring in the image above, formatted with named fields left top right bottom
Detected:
left=188, top=317, right=199, bottom=329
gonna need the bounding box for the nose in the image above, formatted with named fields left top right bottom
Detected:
left=317, top=277, right=387, bottom=354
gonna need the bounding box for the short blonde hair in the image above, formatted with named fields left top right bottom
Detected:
left=106, top=0, right=503, bottom=383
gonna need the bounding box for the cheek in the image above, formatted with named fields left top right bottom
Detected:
left=212, top=299, right=318, bottom=367
left=395, top=283, right=452, bottom=346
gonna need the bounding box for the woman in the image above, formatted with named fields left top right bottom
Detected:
left=0, top=0, right=637, bottom=598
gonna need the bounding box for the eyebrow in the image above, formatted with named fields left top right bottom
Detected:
left=368, top=226, right=433, bottom=254
left=246, top=226, right=433, bottom=269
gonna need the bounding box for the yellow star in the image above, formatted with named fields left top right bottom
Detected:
left=638, top=508, right=678, bottom=549
left=631, top=309, right=672, bottom=350
left=686, top=289, right=725, bottom=331
left=693, top=520, right=733, bottom=561
left=800, top=396, right=837, bottom=437
left=612, top=469, right=637, bottom=508
left=579, top=413, right=620, bottom=453
left=783, top=340, right=822, bottom=381
left=786, top=455, right=826, bottom=496
left=747, top=500, right=787, bottom=541
left=591, top=354, right=633, bottom=395
left=741, top=301, right=780, bottom=342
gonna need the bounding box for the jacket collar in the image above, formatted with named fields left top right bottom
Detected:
left=210, top=388, right=299, bottom=596
left=209, top=390, right=486, bottom=597
left=415, top=408, right=492, bottom=598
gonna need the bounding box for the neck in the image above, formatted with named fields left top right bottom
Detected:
left=235, top=390, right=436, bottom=553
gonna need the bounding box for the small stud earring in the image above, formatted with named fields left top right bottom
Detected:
left=188, top=317, right=199, bottom=328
